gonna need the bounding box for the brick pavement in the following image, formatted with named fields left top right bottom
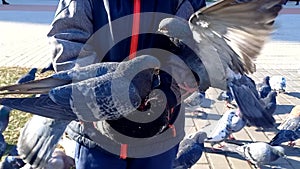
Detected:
left=0, top=1, right=300, bottom=169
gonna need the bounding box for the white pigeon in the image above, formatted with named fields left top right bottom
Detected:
left=269, top=76, right=286, bottom=92
left=205, top=109, right=245, bottom=146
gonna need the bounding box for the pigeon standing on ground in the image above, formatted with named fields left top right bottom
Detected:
left=184, top=91, right=205, bottom=108
left=205, top=109, right=246, bottom=146
left=231, top=76, right=276, bottom=128
left=269, top=129, right=300, bottom=147
left=173, top=131, right=207, bottom=169
left=217, top=90, right=236, bottom=108
left=260, top=91, right=277, bottom=116
left=269, top=76, right=286, bottom=92
left=258, top=76, right=272, bottom=98
left=269, top=105, right=300, bottom=146
left=15, top=68, right=37, bottom=84
left=224, top=142, right=286, bottom=168
left=0, top=68, right=38, bottom=133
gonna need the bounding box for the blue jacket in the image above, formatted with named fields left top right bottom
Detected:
left=48, top=0, right=205, bottom=158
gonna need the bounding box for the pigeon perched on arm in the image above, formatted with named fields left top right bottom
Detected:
left=173, top=131, right=207, bottom=169
left=0, top=55, right=160, bottom=122
left=158, top=0, right=282, bottom=91
left=269, top=105, right=300, bottom=146
left=224, top=141, right=286, bottom=169
left=158, top=0, right=282, bottom=128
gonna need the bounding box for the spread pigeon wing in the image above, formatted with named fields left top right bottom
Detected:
left=0, top=62, right=119, bottom=94
left=189, top=0, right=282, bottom=76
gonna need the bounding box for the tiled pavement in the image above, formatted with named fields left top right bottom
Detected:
left=0, top=1, right=300, bottom=169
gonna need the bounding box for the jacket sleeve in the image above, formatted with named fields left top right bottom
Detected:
left=47, top=0, right=96, bottom=72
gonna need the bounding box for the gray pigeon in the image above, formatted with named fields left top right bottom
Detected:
left=224, top=142, right=286, bottom=168
left=0, top=55, right=159, bottom=168
left=269, top=129, right=300, bottom=146
left=173, top=131, right=207, bottom=169
left=158, top=0, right=282, bottom=128
left=158, top=0, right=282, bottom=91
left=0, top=55, right=160, bottom=122
left=269, top=105, right=300, bottom=146
left=257, top=76, right=272, bottom=98
left=205, top=109, right=246, bottom=146
left=277, top=105, right=300, bottom=131
left=230, top=77, right=276, bottom=128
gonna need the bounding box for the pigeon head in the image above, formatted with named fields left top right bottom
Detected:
left=29, top=68, right=38, bottom=74
left=271, top=146, right=286, bottom=160
left=194, top=131, right=207, bottom=144
left=158, top=17, right=192, bottom=41
left=264, top=76, right=270, bottom=85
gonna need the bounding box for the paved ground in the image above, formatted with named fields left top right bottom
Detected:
left=0, top=1, right=300, bottom=169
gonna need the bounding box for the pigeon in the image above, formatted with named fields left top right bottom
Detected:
left=260, top=91, right=277, bottom=115
left=15, top=68, right=37, bottom=84
left=230, top=76, right=276, bottom=128
left=205, top=109, right=246, bottom=146
left=0, top=55, right=160, bottom=122
left=277, top=105, right=300, bottom=131
left=0, top=68, right=40, bottom=133
left=217, top=89, right=237, bottom=109
left=0, top=105, right=12, bottom=133
left=158, top=0, right=282, bottom=128
left=269, top=129, right=300, bottom=146
left=269, top=76, right=286, bottom=92
left=40, top=63, right=54, bottom=74
left=224, top=142, right=286, bottom=168
left=269, top=105, right=300, bottom=146
left=173, top=131, right=207, bottom=169
left=258, top=76, right=272, bottom=98
left=218, top=90, right=233, bottom=103
left=184, top=91, right=205, bottom=110
left=158, top=0, right=282, bottom=91
left=0, top=133, right=7, bottom=158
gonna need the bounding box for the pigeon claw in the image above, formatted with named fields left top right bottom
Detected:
left=288, top=141, right=296, bottom=147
